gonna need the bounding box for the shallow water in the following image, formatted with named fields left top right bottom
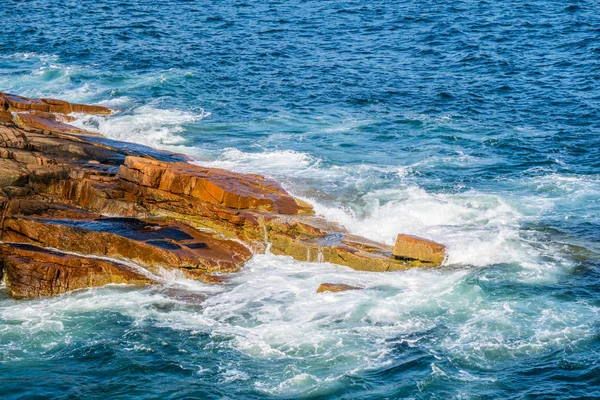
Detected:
left=1, top=0, right=600, bottom=398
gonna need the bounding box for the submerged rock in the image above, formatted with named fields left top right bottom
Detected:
left=0, top=91, right=447, bottom=298
left=316, top=283, right=362, bottom=293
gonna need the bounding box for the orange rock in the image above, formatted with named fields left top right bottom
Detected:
left=12, top=112, right=101, bottom=136
left=38, top=98, right=73, bottom=114
left=118, top=156, right=314, bottom=215
left=393, top=234, right=446, bottom=265
left=0, top=110, right=12, bottom=124
left=316, top=283, right=362, bottom=293
left=27, top=110, right=76, bottom=123
left=0, top=243, right=154, bottom=298
left=1, top=216, right=252, bottom=274
left=181, top=269, right=230, bottom=284
left=69, top=103, right=112, bottom=115
left=0, top=92, right=452, bottom=300
left=0, top=158, right=27, bottom=187
left=265, top=216, right=426, bottom=271
left=2, top=93, right=50, bottom=112
left=0, top=92, right=111, bottom=115
left=2, top=199, right=101, bottom=220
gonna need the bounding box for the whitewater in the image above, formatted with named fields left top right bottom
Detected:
left=2, top=1, right=600, bottom=398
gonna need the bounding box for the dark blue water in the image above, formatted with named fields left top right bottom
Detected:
left=1, top=1, right=600, bottom=398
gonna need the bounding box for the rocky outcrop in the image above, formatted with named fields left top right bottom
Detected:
left=0, top=91, right=446, bottom=298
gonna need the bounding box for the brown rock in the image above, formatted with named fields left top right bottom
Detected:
left=0, top=91, right=451, bottom=300
left=1, top=215, right=252, bottom=274
left=0, top=159, right=27, bottom=187
left=118, top=156, right=314, bottom=215
left=2, top=93, right=50, bottom=112
left=2, top=199, right=101, bottom=220
left=181, top=269, right=230, bottom=284
left=12, top=113, right=100, bottom=136
left=37, top=98, right=72, bottom=114
left=1, top=92, right=111, bottom=115
left=0, top=124, right=32, bottom=148
left=69, top=103, right=112, bottom=115
left=0, top=243, right=154, bottom=298
left=316, top=283, right=362, bottom=293
left=393, top=234, right=446, bottom=265
left=265, top=216, right=436, bottom=271
left=115, top=176, right=266, bottom=242
left=0, top=110, right=12, bottom=125
left=27, top=110, right=76, bottom=123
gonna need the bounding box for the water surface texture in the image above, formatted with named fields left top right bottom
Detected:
left=2, top=0, right=600, bottom=398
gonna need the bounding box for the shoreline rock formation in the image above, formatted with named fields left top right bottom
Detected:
left=0, top=91, right=447, bottom=298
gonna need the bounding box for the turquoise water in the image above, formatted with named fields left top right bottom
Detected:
left=1, top=1, right=600, bottom=398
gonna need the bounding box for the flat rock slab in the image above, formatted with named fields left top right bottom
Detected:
left=1, top=215, right=252, bottom=273
left=1, top=92, right=111, bottom=115
left=118, top=156, right=314, bottom=214
left=12, top=113, right=101, bottom=137
left=0, top=243, right=154, bottom=299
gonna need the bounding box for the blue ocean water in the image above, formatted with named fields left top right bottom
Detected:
left=1, top=0, right=600, bottom=398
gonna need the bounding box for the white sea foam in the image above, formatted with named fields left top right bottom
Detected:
left=197, top=147, right=413, bottom=197
left=3, top=52, right=59, bottom=62
left=0, top=245, right=595, bottom=396
left=305, top=185, right=571, bottom=282
left=96, top=96, right=133, bottom=107
left=198, top=148, right=320, bottom=174
left=1, top=61, right=211, bottom=149
left=71, top=105, right=210, bottom=147
left=2, top=55, right=597, bottom=396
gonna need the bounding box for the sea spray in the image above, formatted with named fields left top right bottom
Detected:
left=2, top=0, right=600, bottom=397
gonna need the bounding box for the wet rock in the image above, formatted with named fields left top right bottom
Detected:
left=26, top=110, right=76, bottom=123
left=392, top=234, right=446, bottom=265
left=316, top=283, right=362, bottom=293
left=265, top=217, right=436, bottom=271
left=0, top=243, right=154, bottom=299
left=181, top=269, right=230, bottom=284
left=0, top=91, right=449, bottom=298
left=0, top=91, right=109, bottom=137
left=0, top=110, right=12, bottom=125
left=1, top=92, right=111, bottom=115
left=12, top=112, right=101, bottom=137
left=118, top=156, right=314, bottom=214
left=1, top=213, right=252, bottom=274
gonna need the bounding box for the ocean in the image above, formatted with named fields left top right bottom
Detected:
left=1, top=0, right=600, bottom=398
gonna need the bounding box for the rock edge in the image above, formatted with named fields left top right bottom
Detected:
left=0, top=92, right=447, bottom=298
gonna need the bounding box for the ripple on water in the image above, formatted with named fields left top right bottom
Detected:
left=2, top=0, right=600, bottom=398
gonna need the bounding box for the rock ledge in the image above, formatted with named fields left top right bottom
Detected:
left=0, top=92, right=446, bottom=298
